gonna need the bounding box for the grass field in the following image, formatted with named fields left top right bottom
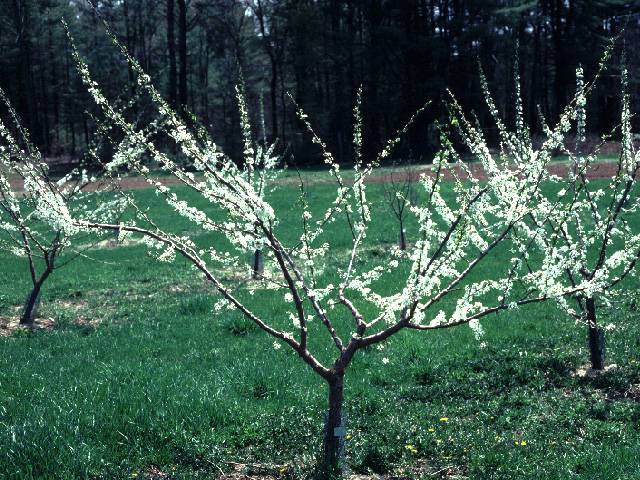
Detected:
left=1, top=174, right=640, bottom=479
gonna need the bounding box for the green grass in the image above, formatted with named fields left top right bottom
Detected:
left=1, top=176, right=640, bottom=479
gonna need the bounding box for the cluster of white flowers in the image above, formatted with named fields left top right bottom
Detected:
left=505, top=61, right=640, bottom=339
left=41, top=21, right=638, bottom=382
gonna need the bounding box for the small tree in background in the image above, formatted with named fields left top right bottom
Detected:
left=0, top=89, right=123, bottom=325
left=59, top=21, right=625, bottom=475
left=235, top=85, right=281, bottom=279
left=382, top=157, right=418, bottom=250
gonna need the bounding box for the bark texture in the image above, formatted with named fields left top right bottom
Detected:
left=20, top=283, right=42, bottom=325
left=321, top=374, right=346, bottom=475
left=399, top=227, right=407, bottom=250
left=586, top=297, right=605, bottom=370
left=252, top=249, right=264, bottom=279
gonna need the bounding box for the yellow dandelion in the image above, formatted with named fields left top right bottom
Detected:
left=405, top=444, right=418, bottom=454
left=439, top=417, right=449, bottom=422
left=428, top=427, right=435, bottom=432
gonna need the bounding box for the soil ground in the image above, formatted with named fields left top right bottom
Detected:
left=6, top=160, right=623, bottom=193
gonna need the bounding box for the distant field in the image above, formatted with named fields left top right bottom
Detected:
left=1, top=178, right=639, bottom=479
left=4, top=153, right=627, bottom=196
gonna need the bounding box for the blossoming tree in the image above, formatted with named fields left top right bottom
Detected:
left=235, top=85, right=281, bottom=278
left=57, top=21, right=635, bottom=474
left=519, top=65, right=640, bottom=371
left=0, top=89, right=122, bottom=325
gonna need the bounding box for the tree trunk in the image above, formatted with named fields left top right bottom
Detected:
left=123, top=0, right=137, bottom=96
left=586, top=297, right=605, bottom=370
left=321, top=374, right=346, bottom=476
left=20, top=265, right=53, bottom=325
left=167, top=0, right=177, bottom=108
left=13, top=0, right=35, bottom=140
left=177, top=0, right=187, bottom=114
left=270, top=58, right=279, bottom=140
left=20, top=282, right=42, bottom=325
left=399, top=226, right=407, bottom=250
left=252, top=249, right=264, bottom=279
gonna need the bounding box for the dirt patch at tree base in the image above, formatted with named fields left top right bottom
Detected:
left=0, top=296, right=103, bottom=335
left=573, top=363, right=618, bottom=378
left=0, top=316, right=55, bottom=336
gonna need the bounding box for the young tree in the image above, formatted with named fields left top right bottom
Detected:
left=382, top=158, right=418, bottom=250
left=235, top=85, right=280, bottom=278
left=470, top=47, right=640, bottom=372
left=62, top=23, right=629, bottom=475
left=520, top=65, right=640, bottom=371
left=0, top=89, right=122, bottom=325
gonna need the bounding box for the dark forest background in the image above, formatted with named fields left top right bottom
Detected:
left=1, top=0, right=640, bottom=166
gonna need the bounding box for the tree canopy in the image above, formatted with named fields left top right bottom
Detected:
left=1, top=1, right=638, bottom=166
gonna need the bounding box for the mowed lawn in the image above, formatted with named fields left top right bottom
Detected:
left=1, top=175, right=640, bottom=479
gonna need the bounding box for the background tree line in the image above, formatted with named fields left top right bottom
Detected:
left=1, top=0, right=639, bottom=167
